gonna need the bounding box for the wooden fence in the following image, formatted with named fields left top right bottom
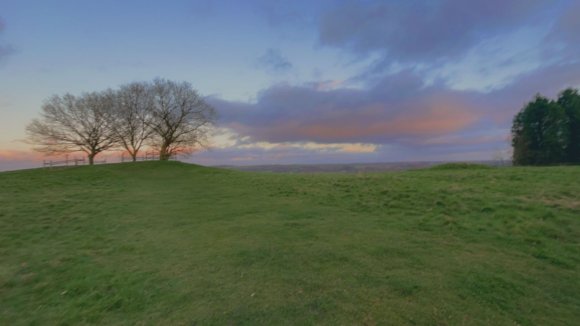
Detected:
left=121, top=151, right=178, bottom=162
left=42, top=152, right=177, bottom=168
left=42, top=157, right=106, bottom=168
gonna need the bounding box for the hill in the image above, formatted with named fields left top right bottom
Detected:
left=219, top=160, right=508, bottom=173
left=1, top=162, right=579, bottom=325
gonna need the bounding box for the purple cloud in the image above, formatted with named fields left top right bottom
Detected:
left=212, top=69, right=487, bottom=144
left=318, top=0, right=551, bottom=63
left=190, top=135, right=509, bottom=166
left=210, top=60, right=580, bottom=152
left=545, top=1, right=580, bottom=61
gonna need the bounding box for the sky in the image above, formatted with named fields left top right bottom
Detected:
left=1, top=0, right=579, bottom=170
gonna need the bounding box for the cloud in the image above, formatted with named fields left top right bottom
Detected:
left=318, top=0, right=548, bottom=63
left=308, top=79, right=345, bottom=91
left=237, top=140, right=377, bottom=154
left=256, top=48, right=293, bottom=72
left=432, top=26, right=547, bottom=92
left=545, top=1, right=580, bottom=61
left=209, top=127, right=377, bottom=157
left=418, top=134, right=507, bottom=147
left=212, top=70, right=484, bottom=144
left=0, top=17, right=14, bottom=62
left=190, top=134, right=508, bottom=166
left=191, top=143, right=381, bottom=166
left=551, top=1, right=580, bottom=42
left=210, top=59, right=580, bottom=158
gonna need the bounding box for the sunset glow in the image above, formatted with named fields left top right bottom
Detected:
left=1, top=0, right=579, bottom=170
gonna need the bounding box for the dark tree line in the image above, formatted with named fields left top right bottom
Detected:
left=26, top=79, right=216, bottom=165
left=512, top=88, right=580, bottom=165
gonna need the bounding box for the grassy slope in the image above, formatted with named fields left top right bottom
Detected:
left=0, top=162, right=579, bottom=325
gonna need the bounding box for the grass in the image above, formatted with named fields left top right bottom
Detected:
left=429, top=162, right=493, bottom=170
left=0, top=161, right=579, bottom=325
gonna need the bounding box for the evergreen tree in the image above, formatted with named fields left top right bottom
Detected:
left=541, top=101, right=569, bottom=164
left=512, top=94, right=570, bottom=165
left=557, top=89, right=580, bottom=163
left=512, top=109, right=532, bottom=165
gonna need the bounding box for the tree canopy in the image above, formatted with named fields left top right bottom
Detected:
left=148, top=78, right=217, bottom=161
left=512, top=88, right=580, bottom=166
left=26, top=92, right=117, bottom=165
left=26, top=79, right=216, bottom=164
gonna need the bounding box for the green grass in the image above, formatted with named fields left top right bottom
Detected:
left=429, top=162, right=493, bottom=170
left=1, top=161, right=579, bottom=325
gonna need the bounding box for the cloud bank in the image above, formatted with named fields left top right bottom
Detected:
left=198, top=0, right=580, bottom=164
left=318, top=0, right=549, bottom=63
left=213, top=61, right=580, bottom=141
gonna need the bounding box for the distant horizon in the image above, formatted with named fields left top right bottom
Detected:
left=0, top=152, right=511, bottom=173
left=1, top=0, right=579, bottom=168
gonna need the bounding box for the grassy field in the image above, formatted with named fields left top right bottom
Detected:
left=0, top=162, right=579, bottom=325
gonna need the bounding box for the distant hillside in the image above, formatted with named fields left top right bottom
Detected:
left=220, top=160, right=510, bottom=173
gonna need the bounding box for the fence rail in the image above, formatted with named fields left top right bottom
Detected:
left=121, top=151, right=178, bottom=162
left=43, top=158, right=87, bottom=168
left=42, top=157, right=107, bottom=168
left=42, top=152, right=177, bottom=168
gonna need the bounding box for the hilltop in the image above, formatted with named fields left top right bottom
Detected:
left=1, top=162, right=579, bottom=325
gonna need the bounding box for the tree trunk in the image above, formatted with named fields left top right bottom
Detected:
left=88, top=153, right=95, bottom=165
left=131, top=152, right=137, bottom=162
left=159, top=144, right=170, bottom=161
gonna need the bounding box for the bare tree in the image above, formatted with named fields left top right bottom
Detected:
left=112, top=82, right=154, bottom=162
left=26, top=91, right=117, bottom=165
left=149, top=78, right=216, bottom=160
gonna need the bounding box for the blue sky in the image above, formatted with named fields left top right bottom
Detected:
left=1, top=0, right=579, bottom=169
